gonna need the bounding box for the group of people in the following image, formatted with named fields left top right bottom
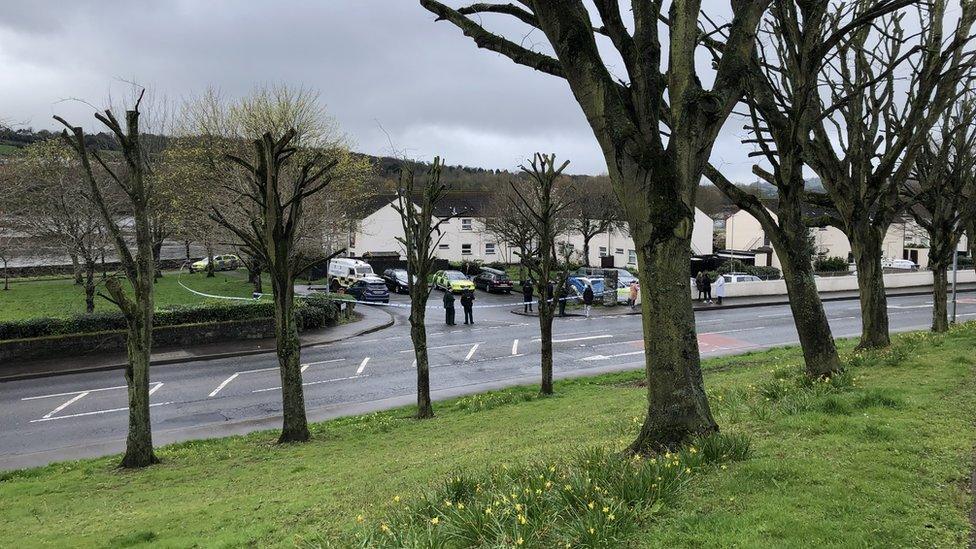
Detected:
left=442, top=289, right=476, bottom=325
left=695, top=271, right=725, bottom=305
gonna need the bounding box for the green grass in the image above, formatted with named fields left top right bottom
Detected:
left=0, top=143, right=21, bottom=156
left=0, top=270, right=262, bottom=321
left=1, top=326, right=975, bottom=547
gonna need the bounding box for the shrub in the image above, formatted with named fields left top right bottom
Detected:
left=814, top=256, right=849, bottom=273
left=711, top=259, right=781, bottom=280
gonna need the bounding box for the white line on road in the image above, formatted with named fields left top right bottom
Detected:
left=148, top=383, right=164, bottom=396
left=512, top=339, right=519, bottom=355
left=703, top=327, right=767, bottom=335
left=581, top=350, right=644, bottom=361
left=304, top=358, right=346, bottom=366
left=42, top=391, right=89, bottom=419
left=534, top=334, right=613, bottom=343
left=208, top=374, right=239, bottom=398
left=398, top=342, right=485, bottom=353
left=252, top=374, right=369, bottom=393
left=30, top=401, right=173, bottom=423
left=465, top=343, right=480, bottom=362
left=22, top=383, right=133, bottom=401
left=356, top=357, right=371, bottom=375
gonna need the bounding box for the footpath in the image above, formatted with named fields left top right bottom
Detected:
left=511, top=282, right=976, bottom=317
left=0, top=306, right=394, bottom=382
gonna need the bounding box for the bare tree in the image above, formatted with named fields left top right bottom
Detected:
left=392, top=157, right=458, bottom=418
left=483, top=188, right=535, bottom=279
left=904, top=101, right=976, bottom=332
left=419, top=0, right=770, bottom=452
left=16, top=140, right=114, bottom=312
left=509, top=154, right=573, bottom=395
left=56, top=92, right=160, bottom=468
left=211, top=130, right=339, bottom=443
left=570, top=178, right=620, bottom=267
left=798, top=0, right=976, bottom=348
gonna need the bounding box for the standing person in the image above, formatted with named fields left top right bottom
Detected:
left=582, top=284, right=594, bottom=318
left=695, top=272, right=705, bottom=302
left=522, top=279, right=534, bottom=313
left=443, top=290, right=456, bottom=325
left=714, top=273, right=726, bottom=306
left=558, top=279, right=570, bottom=317
left=629, top=280, right=639, bottom=309
left=461, top=289, right=475, bottom=325
left=702, top=273, right=713, bottom=304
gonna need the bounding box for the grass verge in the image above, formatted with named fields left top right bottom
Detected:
left=1, top=325, right=974, bottom=547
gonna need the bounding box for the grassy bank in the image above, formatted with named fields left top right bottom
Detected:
left=1, top=326, right=974, bottom=547
left=0, top=270, right=260, bottom=321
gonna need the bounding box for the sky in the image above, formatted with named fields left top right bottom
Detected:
left=0, top=1, right=759, bottom=179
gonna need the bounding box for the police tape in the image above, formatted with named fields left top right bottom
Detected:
left=177, top=267, right=610, bottom=310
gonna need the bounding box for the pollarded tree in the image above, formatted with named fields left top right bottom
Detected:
left=904, top=101, right=976, bottom=332
left=509, top=154, right=574, bottom=396
left=392, top=157, right=459, bottom=418
left=570, top=177, right=621, bottom=267
left=483, top=187, right=536, bottom=279
left=420, top=0, right=771, bottom=451
left=211, top=129, right=340, bottom=443
left=799, top=0, right=975, bottom=348
left=56, top=92, right=160, bottom=468
left=702, top=0, right=909, bottom=377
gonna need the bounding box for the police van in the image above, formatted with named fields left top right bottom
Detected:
left=327, top=258, right=377, bottom=292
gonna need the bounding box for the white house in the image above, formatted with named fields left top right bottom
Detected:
left=347, top=196, right=714, bottom=267
left=724, top=207, right=969, bottom=269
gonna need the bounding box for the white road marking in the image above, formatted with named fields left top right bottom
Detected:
left=31, top=401, right=173, bottom=423
left=208, top=374, right=239, bottom=398
left=252, top=374, right=369, bottom=393
left=464, top=343, right=480, bottom=362
left=148, top=383, right=164, bottom=396
left=398, top=342, right=484, bottom=353
left=301, top=364, right=310, bottom=373
left=512, top=339, right=519, bottom=355
left=535, top=334, right=613, bottom=343
left=42, top=391, right=89, bottom=419
left=356, top=357, right=371, bottom=375
left=23, top=383, right=132, bottom=401
left=704, top=327, right=767, bottom=335
left=581, top=350, right=644, bottom=361
left=304, top=358, right=346, bottom=366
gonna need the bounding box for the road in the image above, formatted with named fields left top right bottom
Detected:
left=2, top=290, right=975, bottom=470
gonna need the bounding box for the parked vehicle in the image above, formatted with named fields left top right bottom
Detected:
left=188, top=254, right=241, bottom=273
left=327, top=257, right=376, bottom=292
left=721, top=272, right=762, bottom=283
left=473, top=267, right=513, bottom=293
left=381, top=268, right=413, bottom=294
left=344, top=276, right=390, bottom=303
left=576, top=267, right=637, bottom=287
left=432, top=270, right=476, bottom=293
left=889, top=259, right=919, bottom=271
left=567, top=276, right=606, bottom=299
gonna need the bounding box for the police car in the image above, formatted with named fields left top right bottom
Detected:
left=327, top=258, right=377, bottom=292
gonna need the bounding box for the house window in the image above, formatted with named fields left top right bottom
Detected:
left=461, top=243, right=472, bottom=255
left=599, top=246, right=608, bottom=257
left=438, top=244, right=450, bottom=250
left=615, top=248, right=624, bottom=255
left=627, top=250, right=637, bottom=265
left=485, top=242, right=496, bottom=255
left=461, top=218, right=473, bottom=231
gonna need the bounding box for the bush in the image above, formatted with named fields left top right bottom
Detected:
left=712, top=259, right=781, bottom=280
left=0, top=297, right=349, bottom=341
left=814, top=256, right=849, bottom=273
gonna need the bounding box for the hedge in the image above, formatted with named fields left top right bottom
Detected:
left=0, top=295, right=348, bottom=341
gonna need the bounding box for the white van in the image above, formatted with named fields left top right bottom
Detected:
left=327, top=258, right=376, bottom=291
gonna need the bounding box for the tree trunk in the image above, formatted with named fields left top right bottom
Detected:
left=83, top=260, right=96, bottom=313
left=70, top=253, right=82, bottom=285
left=272, top=275, right=309, bottom=443
left=152, top=241, right=163, bottom=280
left=184, top=240, right=191, bottom=260
left=581, top=236, right=591, bottom=267
left=410, top=291, right=434, bottom=418
left=249, top=263, right=263, bottom=295
left=780, top=255, right=842, bottom=377
left=538, top=291, right=554, bottom=395
left=2, top=258, right=8, bottom=290
left=206, top=247, right=215, bottom=278
left=850, top=229, right=891, bottom=348
left=931, top=265, right=949, bottom=332
left=628, top=234, right=718, bottom=453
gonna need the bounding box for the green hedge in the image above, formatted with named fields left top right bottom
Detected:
left=0, top=296, right=348, bottom=341
left=814, top=256, right=850, bottom=272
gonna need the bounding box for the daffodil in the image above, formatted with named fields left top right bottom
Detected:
left=602, top=506, right=609, bottom=513
left=608, top=513, right=615, bottom=521
left=393, top=495, right=401, bottom=503
left=356, top=514, right=365, bottom=524
left=457, top=502, right=465, bottom=510
left=380, top=523, right=391, bottom=534
left=516, top=537, right=524, bottom=546
left=587, top=501, right=595, bottom=509
left=588, top=527, right=595, bottom=535
left=518, top=514, right=527, bottom=525
left=430, top=517, right=440, bottom=525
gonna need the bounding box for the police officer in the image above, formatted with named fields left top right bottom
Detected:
left=461, top=289, right=475, bottom=325
left=521, top=279, right=534, bottom=313
left=443, top=290, right=456, bottom=325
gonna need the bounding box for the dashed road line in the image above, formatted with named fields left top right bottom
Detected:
left=356, top=357, right=371, bottom=375
left=512, top=339, right=519, bottom=355
left=536, top=334, right=613, bottom=343
left=208, top=374, right=239, bottom=398
left=252, top=374, right=369, bottom=393
left=464, top=343, right=480, bottom=362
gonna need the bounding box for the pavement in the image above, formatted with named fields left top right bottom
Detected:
left=2, top=287, right=976, bottom=471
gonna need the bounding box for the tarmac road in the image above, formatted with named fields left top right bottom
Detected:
left=1, top=289, right=974, bottom=471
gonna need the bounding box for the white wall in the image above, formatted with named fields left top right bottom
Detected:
left=696, top=269, right=976, bottom=299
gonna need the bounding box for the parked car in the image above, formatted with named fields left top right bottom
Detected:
left=889, top=259, right=919, bottom=271
left=381, top=268, right=413, bottom=294
left=721, top=272, right=762, bottom=283
left=567, top=276, right=606, bottom=298
left=473, top=267, right=513, bottom=293
left=432, top=270, right=476, bottom=293
left=344, top=276, right=390, bottom=303
left=189, top=254, right=241, bottom=273
left=575, top=267, right=637, bottom=287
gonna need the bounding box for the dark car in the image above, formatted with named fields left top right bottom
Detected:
left=382, top=268, right=411, bottom=294
left=345, top=276, right=390, bottom=303
left=473, top=267, right=513, bottom=294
